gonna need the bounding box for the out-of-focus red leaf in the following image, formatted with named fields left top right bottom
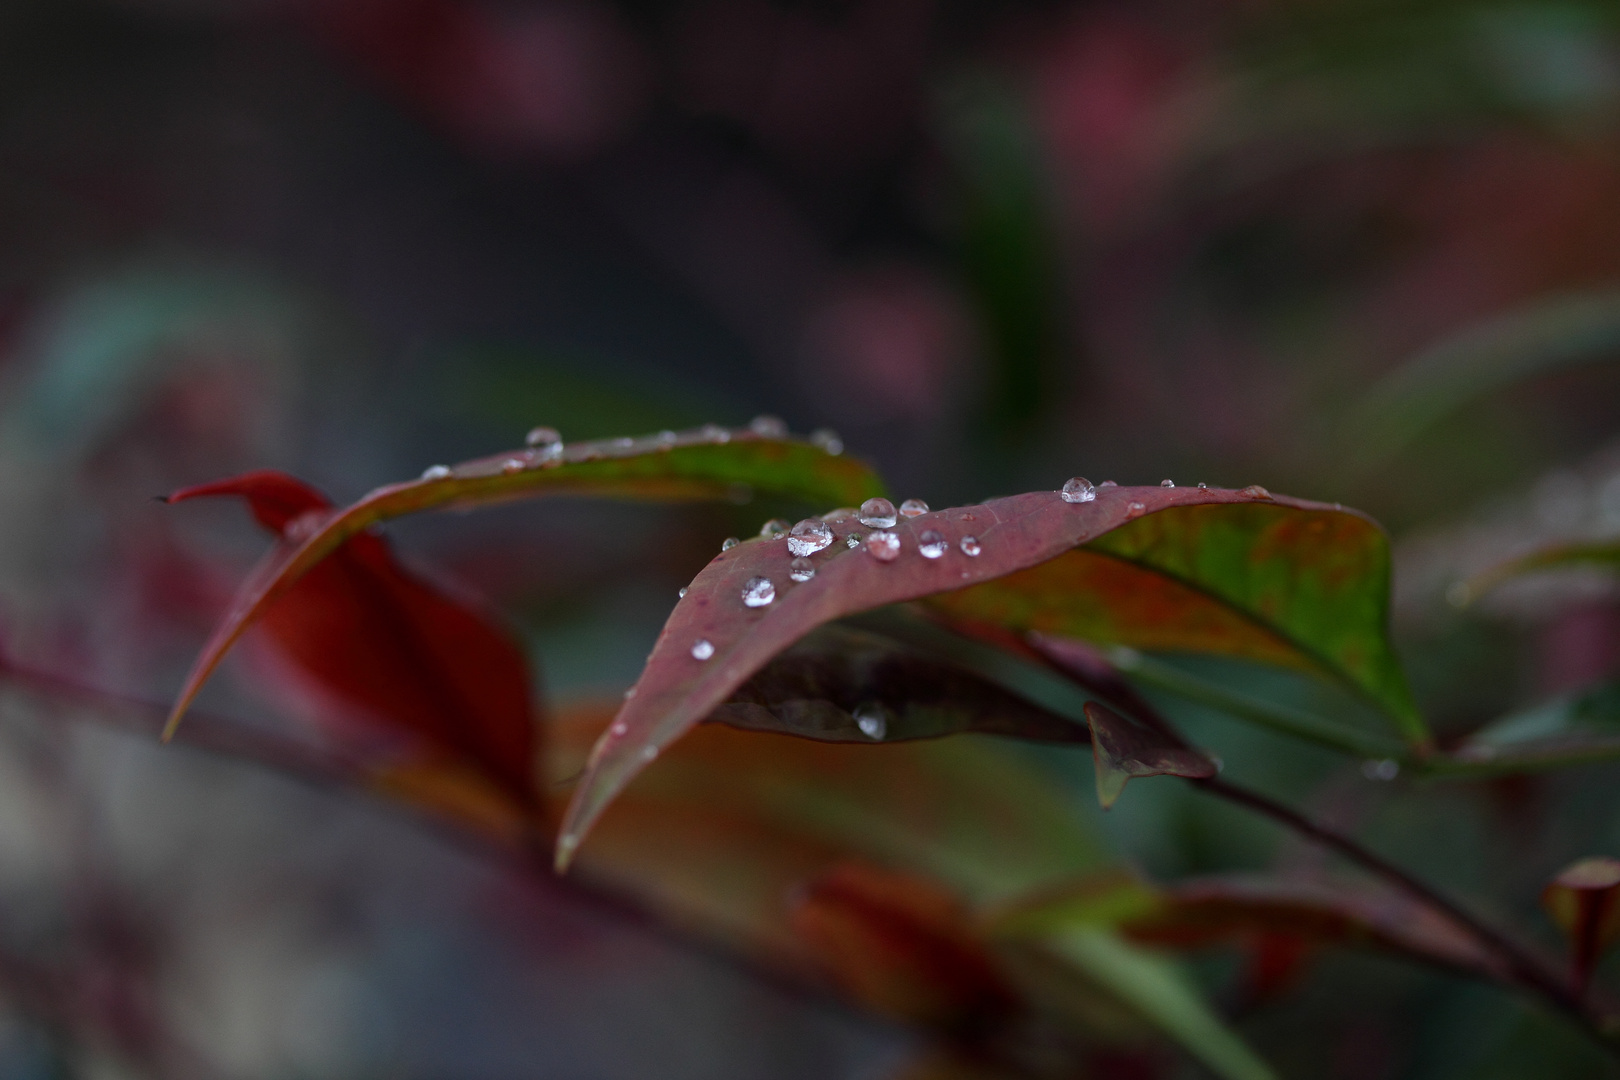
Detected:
left=165, top=470, right=539, bottom=808
left=1542, top=856, right=1620, bottom=996
left=1082, top=701, right=1215, bottom=809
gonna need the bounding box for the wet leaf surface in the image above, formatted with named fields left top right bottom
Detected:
left=163, top=426, right=883, bottom=739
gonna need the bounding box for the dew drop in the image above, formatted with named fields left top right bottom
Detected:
left=858, top=497, right=897, bottom=528
left=1061, top=478, right=1096, bottom=503
left=1099, top=480, right=1118, bottom=488
left=691, top=638, right=715, bottom=661
left=787, top=518, right=833, bottom=556
left=640, top=745, right=659, bottom=763
left=721, top=537, right=739, bottom=551
left=501, top=457, right=525, bottom=474
left=810, top=428, right=843, bottom=455
left=525, top=426, right=561, bottom=448
left=700, top=423, right=731, bottom=444
left=534, top=441, right=564, bottom=465
left=918, top=530, right=947, bottom=558
left=821, top=507, right=856, bottom=522
left=853, top=702, right=890, bottom=740
left=610, top=720, right=628, bottom=737
left=789, top=557, right=816, bottom=582
left=741, top=576, right=776, bottom=607
left=1160, top=479, right=1175, bottom=488
left=1241, top=485, right=1272, bottom=499
left=865, top=530, right=901, bottom=561
left=1126, top=501, right=1146, bottom=517
left=1361, top=758, right=1400, bottom=781
left=623, top=687, right=636, bottom=700
left=678, top=587, right=688, bottom=598
left=750, top=414, right=788, bottom=438
left=846, top=533, right=863, bottom=549
left=899, top=498, right=929, bottom=518
left=421, top=464, right=451, bottom=481
left=759, top=518, right=790, bottom=540
left=959, top=535, right=981, bottom=557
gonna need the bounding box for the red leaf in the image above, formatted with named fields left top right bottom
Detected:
left=166, top=470, right=539, bottom=807
left=1082, top=701, right=1216, bottom=809
left=1542, top=856, right=1620, bottom=996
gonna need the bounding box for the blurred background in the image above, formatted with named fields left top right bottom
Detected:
left=3, top=0, right=1620, bottom=1076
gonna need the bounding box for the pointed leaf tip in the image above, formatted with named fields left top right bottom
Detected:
left=1084, top=701, right=1215, bottom=809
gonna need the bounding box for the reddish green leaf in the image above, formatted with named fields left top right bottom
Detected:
left=163, top=425, right=884, bottom=740
left=1081, top=702, right=1216, bottom=810
left=560, top=483, right=1412, bottom=866
left=165, top=471, right=540, bottom=806
left=711, top=625, right=1087, bottom=745
left=1542, top=857, right=1620, bottom=996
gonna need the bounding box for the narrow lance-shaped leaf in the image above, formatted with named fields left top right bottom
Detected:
left=1082, top=702, right=1216, bottom=810
left=560, top=483, right=1405, bottom=867
left=1464, top=537, right=1620, bottom=603
left=163, top=424, right=885, bottom=740
left=1542, top=857, right=1620, bottom=997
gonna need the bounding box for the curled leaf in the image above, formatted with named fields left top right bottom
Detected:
left=1467, top=538, right=1620, bottom=602
left=1082, top=702, right=1216, bottom=809
left=1542, top=856, right=1620, bottom=996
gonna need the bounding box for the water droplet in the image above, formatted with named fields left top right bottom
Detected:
left=610, top=720, right=628, bottom=737
left=656, top=429, right=677, bottom=449
left=1061, top=478, right=1096, bottom=503
left=1241, top=485, right=1272, bottom=499
left=858, top=497, right=897, bottom=527
left=611, top=436, right=634, bottom=451
left=1099, top=480, right=1118, bottom=488
left=865, top=530, right=901, bottom=561
left=1197, top=482, right=1208, bottom=490
left=501, top=457, right=526, bottom=474
left=846, top=533, right=863, bottom=549
left=526, top=426, right=561, bottom=448
left=918, top=530, right=947, bottom=558
left=741, top=576, right=776, bottom=607
left=421, top=464, right=451, bottom=480
left=853, top=702, right=889, bottom=740
left=759, top=518, right=790, bottom=540
left=1361, top=758, right=1400, bottom=781
left=640, top=745, right=659, bottom=763
left=1160, top=479, right=1175, bottom=488
left=789, top=557, right=816, bottom=582
left=534, top=441, right=564, bottom=465
left=749, top=414, right=788, bottom=438
left=899, top=498, right=929, bottom=518
left=721, top=537, right=739, bottom=551
left=700, top=423, right=731, bottom=444
left=959, top=535, right=981, bottom=557
left=678, top=587, right=688, bottom=598
left=1126, top=502, right=1146, bottom=517
left=787, top=518, right=833, bottom=556
left=822, top=507, right=856, bottom=521
left=691, top=638, right=715, bottom=660
left=810, top=428, right=843, bottom=455
left=623, top=687, right=636, bottom=700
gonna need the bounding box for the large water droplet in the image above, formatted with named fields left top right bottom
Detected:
left=810, top=428, right=843, bottom=455
left=691, top=639, right=715, bottom=660
left=421, top=465, right=451, bottom=481
left=899, top=498, right=929, bottom=518
left=501, top=457, right=525, bottom=474
left=845, top=533, right=862, bottom=549
left=750, top=414, right=788, bottom=438
left=741, top=576, right=776, bottom=607
left=858, top=497, right=897, bottom=527
left=865, top=530, right=901, bottom=561
left=853, top=702, right=889, bottom=740
left=526, top=426, right=561, bottom=448
left=1126, top=502, right=1146, bottom=517
left=787, top=518, right=833, bottom=556
left=721, top=537, right=740, bottom=551
left=918, top=530, right=947, bottom=558
left=1061, top=478, right=1096, bottom=503
left=789, top=557, right=816, bottom=582
left=759, top=518, right=790, bottom=540
left=1160, top=479, right=1175, bottom=488
left=959, top=535, right=981, bottom=557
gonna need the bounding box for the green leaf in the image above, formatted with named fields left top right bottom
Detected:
left=163, top=425, right=886, bottom=740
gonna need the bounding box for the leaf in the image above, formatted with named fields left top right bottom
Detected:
left=1440, top=680, right=1620, bottom=777
left=1542, top=857, right=1620, bottom=996
left=165, top=471, right=540, bottom=806
left=709, top=625, right=1087, bottom=745
left=1465, top=538, right=1620, bottom=602
left=560, top=483, right=1419, bottom=866
left=164, top=424, right=884, bottom=740
left=1081, top=702, right=1216, bottom=810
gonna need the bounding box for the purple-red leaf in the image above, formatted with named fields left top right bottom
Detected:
left=1082, top=701, right=1216, bottom=809
left=1542, top=856, right=1620, bottom=996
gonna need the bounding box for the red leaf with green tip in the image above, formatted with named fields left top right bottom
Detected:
left=1542, top=856, right=1620, bottom=996
left=163, top=425, right=884, bottom=741
left=165, top=470, right=539, bottom=806
left=1082, top=702, right=1216, bottom=809
left=559, top=483, right=1413, bottom=867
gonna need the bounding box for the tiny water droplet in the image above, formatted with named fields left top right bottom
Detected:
left=759, top=518, right=790, bottom=540
left=899, top=498, right=929, bottom=518
left=787, top=518, right=834, bottom=556
left=749, top=414, right=788, bottom=438
left=421, top=464, right=451, bottom=480
left=858, top=497, right=898, bottom=528
left=1241, top=485, right=1272, bottom=499
left=721, top=537, right=739, bottom=551
left=610, top=720, right=628, bottom=737
left=959, top=535, right=981, bottom=557
left=789, top=557, right=816, bottom=582
left=526, top=426, right=561, bottom=448
left=623, top=687, right=636, bottom=700
left=691, top=638, right=715, bottom=660
left=1099, top=480, right=1118, bottom=488
left=640, top=745, right=659, bottom=763
left=656, top=429, right=677, bottom=449
left=821, top=507, right=855, bottom=522
left=918, top=530, right=947, bottom=558
left=1061, top=478, right=1096, bottom=503
left=810, top=428, right=843, bottom=455
left=502, top=457, right=525, bottom=474
left=1126, top=501, right=1146, bottom=517
left=1160, top=479, right=1175, bottom=488
left=846, top=533, right=862, bottom=549
left=1197, top=482, right=1208, bottom=489
left=853, top=702, right=889, bottom=740
left=678, top=587, right=688, bottom=598
left=700, top=423, right=731, bottom=444
left=741, top=576, right=776, bottom=607
left=1361, top=758, right=1400, bottom=781
left=865, top=530, right=901, bottom=561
